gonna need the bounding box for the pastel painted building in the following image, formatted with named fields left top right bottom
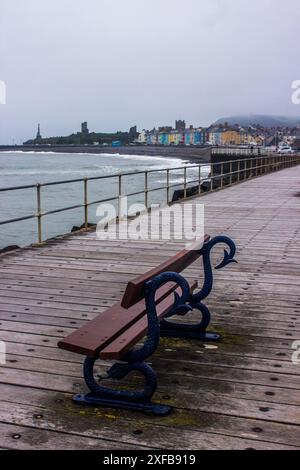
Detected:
left=177, top=131, right=185, bottom=145
left=138, top=125, right=218, bottom=147
left=209, top=129, right=222, bottom=146
left=220, top=129, right=241, bottom=146
left=168, top=131, right=177, bottom=145
left=157, top=132, right=164, bottom=145
left=158, top=132, right=169, bottom=146
left=194, top=128, right=206, bottom=146
left=185, top=128, right=195, bottom=146
left=146, top=130, right=158, bottom=145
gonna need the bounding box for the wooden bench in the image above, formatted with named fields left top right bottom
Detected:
left=58, top=234, right=237, bottom=416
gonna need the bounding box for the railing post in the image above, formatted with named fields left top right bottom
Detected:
left=229, top=161, right=233, bottom=185
left=221, top=162, right=224, bottom=188
left=84, top=178, right=88, bottom=229
left=145, top=171, right=148, bottom=209
left=198, top=166, right=202, bottom=195
left=210, top=164, right=214, bottom=191
left=264, top=156, right=267, bottom=174
left=118, top=174, right=122, bottom=220
left=237, top=159, right=240, bottom=183
left=260, top=156, right=263, bottom=175
left=183, top=167, right=187, bottom=199
left=36, top=183, right=42, bottom=244
left=166, top=169, right=170, bottom=204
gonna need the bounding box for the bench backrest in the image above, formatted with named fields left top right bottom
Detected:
left=121, top=235, right=210, bottom=308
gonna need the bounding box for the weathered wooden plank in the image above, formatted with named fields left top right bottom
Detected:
left=1, top=404, right=297, bottom=450
left=2, top=351, right=300, bottom=391
left=3, top=352, right=300, bottom=406
left=1, top=366, right=300, bottom=426
left=4, top=336, right=296, bottom=364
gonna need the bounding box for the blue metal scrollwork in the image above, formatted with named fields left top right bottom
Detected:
left=124, top=272, right=191, bottom=363
left=73, top=356, right=171, bottom=416
left=190, top=236, right=237, bottom=304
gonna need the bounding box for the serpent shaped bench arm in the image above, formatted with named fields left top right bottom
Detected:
left=189, top=235, right=237, bottom=305
left=126, top=271, right=191, bottom=364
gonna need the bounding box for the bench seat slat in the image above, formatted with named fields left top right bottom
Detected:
left=58, top=282, right=178, bottom=357
left=100, top=280, right=198, bottom=360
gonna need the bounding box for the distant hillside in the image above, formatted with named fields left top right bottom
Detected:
left=215, top=115, right=300, bottom=128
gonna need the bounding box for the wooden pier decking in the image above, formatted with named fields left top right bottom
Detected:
left=0, top=165, right=300, bottom=450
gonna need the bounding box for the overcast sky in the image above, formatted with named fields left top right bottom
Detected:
left=0, top=0, right=300, bottom=144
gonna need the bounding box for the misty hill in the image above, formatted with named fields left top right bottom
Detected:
left=215, top=115, right=300, bottom=128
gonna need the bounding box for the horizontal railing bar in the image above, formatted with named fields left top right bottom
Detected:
left=41, top=203, right=84, bottom=217
left=0, top=165, right=198, bottom=192
left=147, top=185, right=170, bottom=194
left=121, top=190, right=145, bottom=198
left=41, top=177, right=93, bottom=187
left=185, top=178, right=204, bottom=185
left=0, top=183, right=37, bottom=192
left=0, top=214, right=37, bottom=225
left=168, top=180, right=205, bottom=190
left=87, top=196, right=119, bottom=207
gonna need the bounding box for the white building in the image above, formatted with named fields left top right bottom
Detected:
left=137, top=130, right=147, bottom=144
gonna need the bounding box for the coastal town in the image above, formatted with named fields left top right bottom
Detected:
left=135, top=120, right=299, bottom=148
left=23, top=118, right=300, bottom=152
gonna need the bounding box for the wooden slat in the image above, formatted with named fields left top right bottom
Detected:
left=58, top=280, right=198, bottom=357
left=58, top=281, right=179, bottom=356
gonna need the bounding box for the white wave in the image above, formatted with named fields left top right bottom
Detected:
left=0, top=150, right=191, bottom=165
left=0, top=151, right=58, bottom=155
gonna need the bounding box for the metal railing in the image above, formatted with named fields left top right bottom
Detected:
left=212, top=147, right=267, bottom=156
left=0, top=154, right=300, bottom=245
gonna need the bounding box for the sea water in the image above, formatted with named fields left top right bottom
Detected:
left=0, top=151, right=209, bottom=249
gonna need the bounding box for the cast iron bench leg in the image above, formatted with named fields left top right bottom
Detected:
left=73, top=357, right=170, bottom=416
left=73, top=273, right=191, bottom=416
